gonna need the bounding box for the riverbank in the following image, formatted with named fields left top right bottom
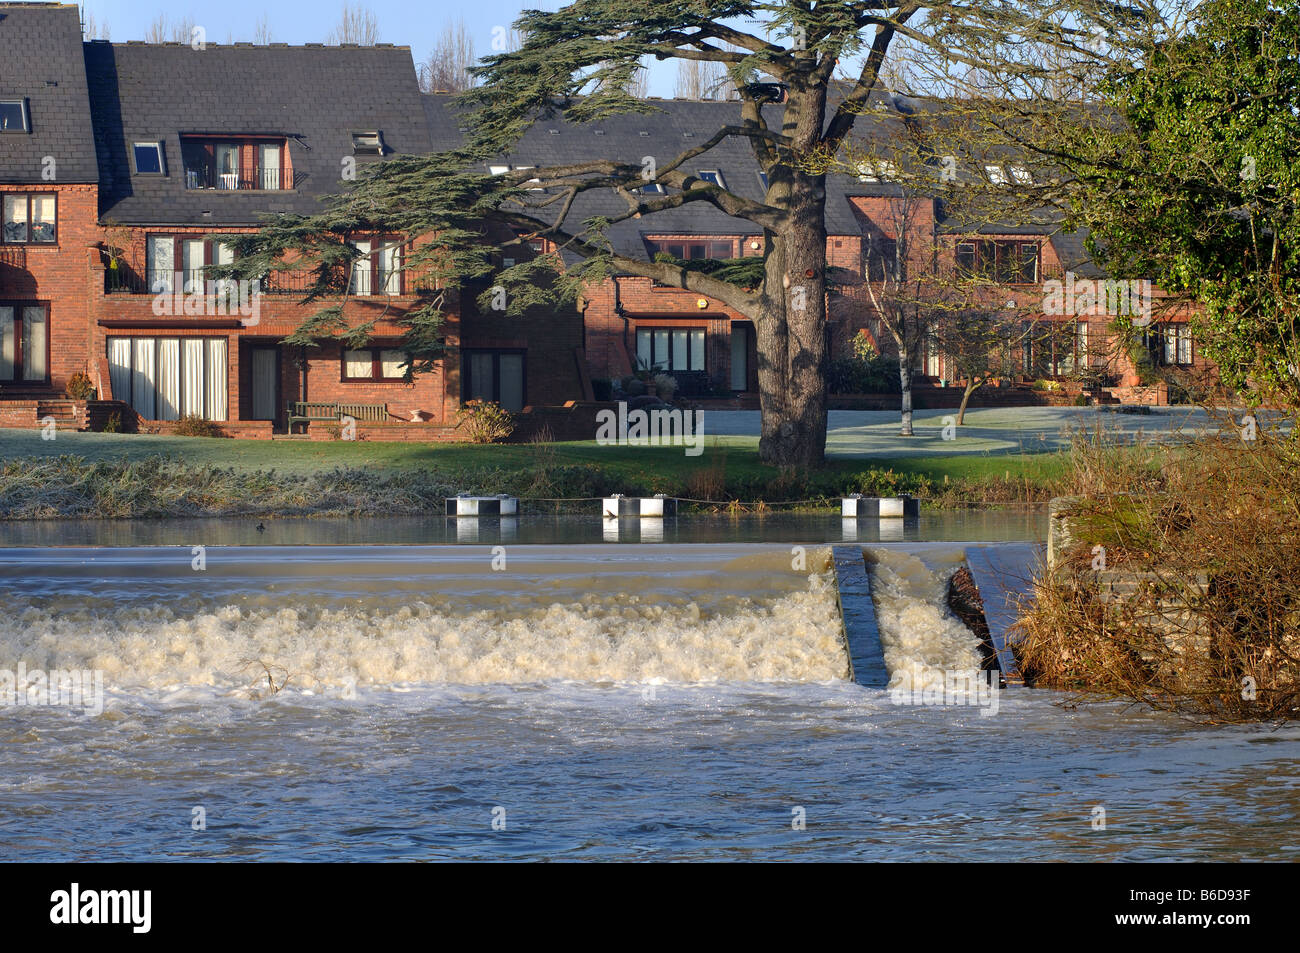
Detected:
left=1012, top=426, right=1300, bottom=722
left=0, top=446, right=1079, bottom=519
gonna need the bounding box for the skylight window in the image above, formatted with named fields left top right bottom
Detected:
left=640, top=182, right=665, bottom=194
left=132, top=141, right=165, bottom=175
left=985, top=165, right=1009, bottom=184
left=855, top=160, right=897, bottom=183
left=757, top=171, right=769, bottom=190
left=487, top=164, right=509, bottom=176
left=0, top=100, right=30, bottom=133
left=698, top=170, right=725, bottom=188
left=351, top=131, right=387, bottom=155
left=1009, top=165, right=1033, bottom=184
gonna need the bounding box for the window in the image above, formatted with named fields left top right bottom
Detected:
left=636, top=328, right=705, bottom=372
left=348, top=237, right=404, bottom=296
left=648, top=239, right=734, bottom=260
left=1159, top=323, right=1193, bottom=366
left=956, top=240, right=1039, bottom=283
left=1023, top=320, right=1088, bottom=377
left=487, top=164, right=509, bottom=176
left=146, top=235, right=236, bottom=293
left=865, top=238, right=901, bottom=281
left=132, top=142, right=165, bottom=175
left=757, top=171, right=769, bottom=190
left=107, top=336, right=227, bottom=421
left=463, top=349, right=525, bottom=412
left=697, top=170, right=725, bottom=188
left=0, top=304, right=48, bottom=384
left=180, top=137, right=289, bottom=190
left=2, top=194, right=56, bottom=244
left=855, top=160, right=898, bottom=183
left=351, top=131, right=387, bottom=155
left=0, top=100, right=29, bottom=133
left=1008, top=164, right=1033, bottom=185
left=342, top=347, right=408, bottom=381
left=985, top=165, right=1008, bottom=184
left=639, top=182, right=665, bottom=194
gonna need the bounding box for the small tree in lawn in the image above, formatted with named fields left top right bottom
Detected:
left=936, top=309, right=1029, bottom=425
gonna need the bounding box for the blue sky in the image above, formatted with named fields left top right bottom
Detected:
left=77, top=0, right=683, bottom=95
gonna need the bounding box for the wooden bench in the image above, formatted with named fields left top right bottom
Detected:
left=286, top=401, right=387, bottom=433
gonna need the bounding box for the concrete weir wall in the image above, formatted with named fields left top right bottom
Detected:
left=830, top=546, right=889, bottom=687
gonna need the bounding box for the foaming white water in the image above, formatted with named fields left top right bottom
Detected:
left=1, top=573, right=847, bottom=693
left=867, top=549, right=984, bottom=691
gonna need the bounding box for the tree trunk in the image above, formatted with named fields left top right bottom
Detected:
left=898, top=349, right=914, bottom=436
left=754, top=86, right=829, bottom=470
left=957, top=379, right=980, bottom=426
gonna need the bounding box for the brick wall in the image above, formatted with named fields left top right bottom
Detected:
left=0, top=183, right=99, bottom=399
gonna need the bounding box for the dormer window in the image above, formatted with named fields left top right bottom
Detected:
left=180, top=136, right=289, bottom=190
left=697, top=170, right=725, bottom=188
left=132, top=141, right=165, bottom=175
left=0, top=100, right=29, bottom=133
left=351, top=130, right=387, bottom=155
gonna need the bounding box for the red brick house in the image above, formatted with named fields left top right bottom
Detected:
left=0, top=4, right=1211, bottom=440
left=427, top=91, right=1212, bottom=406
left=1, top=3, right=587, bottom=437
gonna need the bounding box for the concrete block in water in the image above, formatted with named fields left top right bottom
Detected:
left=831, top=545, right=889, bottom=688
left=602, top=494, right=677, bottom=518
left=842, top=495, right=920, bottom=519
left=446, top=495, right=518, bottom=517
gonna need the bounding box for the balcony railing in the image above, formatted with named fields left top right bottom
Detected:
left=183, top=167, right=300, bottom=191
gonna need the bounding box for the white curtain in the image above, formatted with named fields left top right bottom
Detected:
left=380, top=242, right=401, bottom=295
left=350, top=241, right=372, bottom=296
left=182, top=339, right=205, bottom=417
left=147, top=236, right=174, bottom=294
left=380, top=349, right=405, bottom=379
left=259, top=144, right=280, bottom=189
left=344, top=349, right=373, bottom=378
left=22, top=307, right=47, bottom=381
left=205, top=338, right=227, bottom=420
left=182, top=239, right=206, bottom=293
left=132, top=337, right=156, bottom=419
left=157, top=338, right=181, bottom=420
left=107, top=337, right=131, bottom=402
left=0, top=307, right=13, bottom=381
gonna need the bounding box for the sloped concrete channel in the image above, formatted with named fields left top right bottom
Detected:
left=832, top=543, right=1037, bottom=688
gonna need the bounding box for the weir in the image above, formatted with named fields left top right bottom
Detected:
left=831, top=545, right=889, bottom=687
left=830, top=544, right=1036, bottom=690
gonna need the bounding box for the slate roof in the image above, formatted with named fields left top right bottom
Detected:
left=0, top=3, right=98, bottom=184
left=424, top=92, right=1095, bottom=269
left=85, top=40, right=432, bottom=224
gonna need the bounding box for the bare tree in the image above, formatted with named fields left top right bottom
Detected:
left=674, top=57, right=735, bottom=100
left=81, top=6, right=110, bottom=41
left=418, top=19, right=476, bottom=94
left=327, top=3, right=380, bottom=45
left=144, top=14, right=168, bottom=43
left=624, top=57, right=649, bottom=99
left=254, top=14, right=273, bottom=45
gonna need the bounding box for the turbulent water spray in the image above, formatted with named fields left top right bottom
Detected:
left=866, top=549, right=986, bottom=693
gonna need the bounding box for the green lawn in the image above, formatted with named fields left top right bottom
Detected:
left=0, top=427, right=1073, bottom=487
